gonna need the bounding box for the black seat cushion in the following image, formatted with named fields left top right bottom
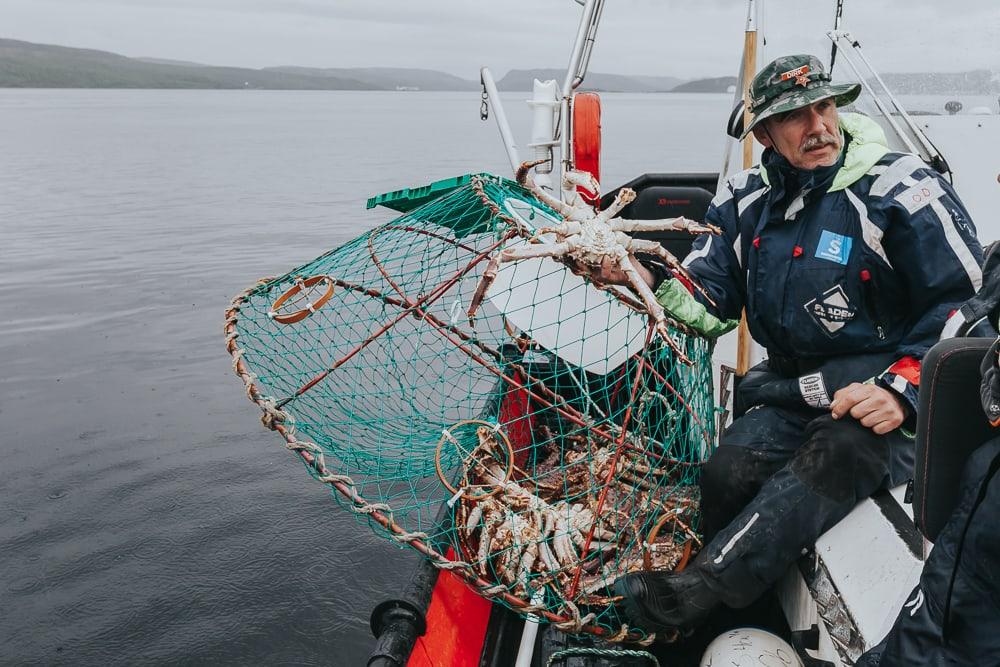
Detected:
left=601, top=174, right=718, bottom=261
left=915, top=337, right=998, bottom=541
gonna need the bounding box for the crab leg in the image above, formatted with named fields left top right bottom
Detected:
left=623, top=237, right=717, bottom=308
left=615, top=250, right=692, bottom=364
left=516, top=159, right=575, bottom=217
left=465, top=501, right=484, bottom=535
left=561, top=169, right=602, bottom=199
left=593, top=187, right=637, bottom=225
left=516, top=159, right=593, bottom=222
left=538, top=538, right=561, bottom=573
left=493, top=241, right=575, bottom=261
left=466, top=255, right=502, bottom=324
left=535, top=221, right=582, bottom=237
left=611, top=216, right=722, bottom=236
left=478, top=510, right=503, bottom=573
left=552, top=512, right=578, bottom=566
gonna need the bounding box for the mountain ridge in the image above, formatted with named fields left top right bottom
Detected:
left=1, top=38, right=996, bottom=94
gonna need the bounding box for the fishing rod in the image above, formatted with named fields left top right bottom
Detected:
left=829, top=0, right=844, bottom=73
left=826, top=30, right=951, bottom=176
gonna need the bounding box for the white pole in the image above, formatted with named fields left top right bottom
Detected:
left=527, top=79, right=561, bottom=190
left=513, top=589, right=546, bottom=667
left=480, top=66, right=522, bottom=175
left=560, top=0, right=602, bottom=195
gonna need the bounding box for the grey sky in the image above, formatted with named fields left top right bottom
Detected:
left=6, top=0, right=999, bottom=79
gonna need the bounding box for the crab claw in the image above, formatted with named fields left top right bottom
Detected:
left=655, top=321, right=692, bottom=365
left=562, top=169, right=602, bottom=200
left=515, top=158, right=552, bottom=186
left=670, top=216, right=722, bottom=236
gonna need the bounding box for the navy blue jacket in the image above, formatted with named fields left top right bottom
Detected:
left=857, top=437, right=1000, bottom=665
left=685, top=113, right=983, bottom=409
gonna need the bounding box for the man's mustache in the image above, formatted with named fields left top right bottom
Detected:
left=801, top=133, right=839, bottom=152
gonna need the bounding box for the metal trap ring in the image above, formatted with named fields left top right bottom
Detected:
left=643, top=511, right=694, bottom=573
left=268, top=275, right=335, bottom=325
left=434, top=419, right=514, bottom=501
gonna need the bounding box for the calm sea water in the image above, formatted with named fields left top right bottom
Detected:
left=0, top=89, right=735, bottom=666
left=0, top=88, right=992, bottom=665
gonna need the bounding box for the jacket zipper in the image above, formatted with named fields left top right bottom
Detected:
left=860, top=269, right=886, bottom=340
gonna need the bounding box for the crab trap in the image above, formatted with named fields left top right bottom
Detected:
left=225, top=173, right=719, bottom=642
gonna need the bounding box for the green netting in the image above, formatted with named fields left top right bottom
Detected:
left=225, top=173, right=718, bottom=642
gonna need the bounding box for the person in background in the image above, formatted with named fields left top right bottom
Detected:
left=856, top=254, right=1000, bottom=666
left=604, top=54, right=985, bottom=632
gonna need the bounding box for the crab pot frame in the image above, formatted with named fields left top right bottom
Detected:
left=225, top=174, right=717, bottom=641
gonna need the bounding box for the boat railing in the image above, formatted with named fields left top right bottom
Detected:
left=479, top=0, right=606, bottom=199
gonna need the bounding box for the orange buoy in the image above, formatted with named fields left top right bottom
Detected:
left=572, top=92, right=602, bottom=206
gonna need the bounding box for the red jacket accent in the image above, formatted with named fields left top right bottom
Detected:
left=888, top=356, right=921, bottom=386
left=673, top=272, right=696, bottom=295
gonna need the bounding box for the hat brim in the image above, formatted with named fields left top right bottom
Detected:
left=739, top=82, right=861, bottom=140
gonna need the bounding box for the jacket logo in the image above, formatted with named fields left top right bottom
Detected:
left=804, top=284, right=856, bottom=336
left=895, top=176, right=944, bottom=215
left=904, top=588, right=925, bottom=617
left=780, top=65, right=810, bottom=82
left=815, top=230, right=853, bottom=265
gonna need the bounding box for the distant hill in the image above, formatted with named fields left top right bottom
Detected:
left=631, top=74, right=686, bottom=91
left=881, top=70, right=1000, bottom=95
left=2, top=38, right=996, bottom=95
left=266, top=66, right=478, bottom=91
left=671, top=76, right=739, bottom=93
left=134, top=57, right=210, bottom=68
left=497, top=69, right=681, bottom=92
left=0, top=39, right=377, bottom=89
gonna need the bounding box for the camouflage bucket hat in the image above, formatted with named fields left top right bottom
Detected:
left=740, top=54, right=861, bottom=140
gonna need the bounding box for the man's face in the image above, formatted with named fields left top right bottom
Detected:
left=753, top=97, right=841, bottom=170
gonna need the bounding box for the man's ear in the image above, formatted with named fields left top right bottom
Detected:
left=752, top=124, right=772, bottom=148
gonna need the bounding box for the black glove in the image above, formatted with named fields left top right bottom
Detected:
left=736, top=352, right=901, bottom=415
left=735, top=363, right=819, bottom=415
left=980, top=337, right=1000, bottom=426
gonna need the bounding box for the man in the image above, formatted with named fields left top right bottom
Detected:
left=610, top=54, right=984, bottom=632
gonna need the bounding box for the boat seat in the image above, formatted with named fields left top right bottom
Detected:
left=602, top=172, right=717, bottom=260
left=913, top=337, right=997, bottom=541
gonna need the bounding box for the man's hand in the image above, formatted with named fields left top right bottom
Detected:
left=830, top=383, right=907, bottom=435
left=587, top=255, right=656, bottom=289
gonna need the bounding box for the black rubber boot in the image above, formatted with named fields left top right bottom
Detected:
left=614, top=566, right=720, bottom=633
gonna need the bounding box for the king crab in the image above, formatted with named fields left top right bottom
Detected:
left=455, top=426, right=699, bottom=605
left=468, top=159, right=721, bottom=361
